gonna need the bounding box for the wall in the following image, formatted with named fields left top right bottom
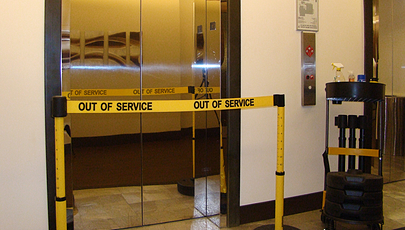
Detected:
left=240, top=0, right=364, bottom=205
left=0, top=1, right=48, bottom=229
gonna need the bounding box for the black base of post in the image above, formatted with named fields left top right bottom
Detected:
left=254, top=224, right=300, bottom=230
left=177, top=178, right=194, bottom=196
left=67, top=208, right=74, bottom=230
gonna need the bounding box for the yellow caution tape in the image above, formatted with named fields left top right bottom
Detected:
left=67, top=96, right=274, bottom=113
left=62, top=87, right=220, bottom=99
left=193, top=87, right=220, bottom=94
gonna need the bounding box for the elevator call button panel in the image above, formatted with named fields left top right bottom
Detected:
left=301, top=32, right=316, bottom=106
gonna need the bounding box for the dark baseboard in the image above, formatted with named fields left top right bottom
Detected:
left=68, top=127, right=221, bottom=189
left=240, top=191, right=323, bottom=224
left=72, top=127, right=220, bottom=147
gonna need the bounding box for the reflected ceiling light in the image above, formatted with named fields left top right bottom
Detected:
left=71, top=65, right=183, bottom=72
left=71, top=66, right=135, bottom=70
left=191, top=64, right=221, bottom=69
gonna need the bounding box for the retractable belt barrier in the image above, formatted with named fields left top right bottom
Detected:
left=64, top=86, right=223, bottom=191
left=63, top=86, right=220, bottom=99
left=52, top=94, right=286, bottom=230
left=67, top=96, right=272, bottom=113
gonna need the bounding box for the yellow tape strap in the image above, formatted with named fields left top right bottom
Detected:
left=67, top=96, right=274, bottom=114
left=194, top=87, right=220, bottom=94
left=328, top=147, right=379, bottom=158
left=62, top=91, right=69, bottom=98
left=62, top=87, right=220, bottom=99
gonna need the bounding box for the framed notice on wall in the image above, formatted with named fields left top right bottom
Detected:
left=296, top=0, right=319, bottom=31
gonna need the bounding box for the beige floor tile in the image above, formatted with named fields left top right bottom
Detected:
left=73, top=180, right=405, bottom=230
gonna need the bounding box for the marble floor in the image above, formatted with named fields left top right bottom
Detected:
left=380, top=155, right=405, bottom=183
left=72, top=179, right=405, bottom=230
left=73, top=176, right=221, bottom=230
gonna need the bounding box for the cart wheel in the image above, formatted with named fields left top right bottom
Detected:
left=321, top=212, right=326, bottom=223
left=324, top=218, right=335, bottom=230
left=328, top=219, right=336, bottom=230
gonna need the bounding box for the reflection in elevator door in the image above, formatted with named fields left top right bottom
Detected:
left=62, top=0, right=223, bottom=229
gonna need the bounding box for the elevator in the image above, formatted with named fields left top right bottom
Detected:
left=61, top=0, right=224, bottom=228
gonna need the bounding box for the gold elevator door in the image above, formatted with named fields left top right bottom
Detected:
left=62, top=0, right=223, bottom=228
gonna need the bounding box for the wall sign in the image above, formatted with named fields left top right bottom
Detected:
left=296, top=0, right=319, bottom=31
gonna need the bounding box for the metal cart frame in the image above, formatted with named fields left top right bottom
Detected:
left=322, top=82, right=385, bottom=230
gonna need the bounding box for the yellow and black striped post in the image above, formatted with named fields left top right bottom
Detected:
left=52, top=96, right=68, bottom=230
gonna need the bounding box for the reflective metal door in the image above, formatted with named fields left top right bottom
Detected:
left=63, top=0, right=223, bottom=228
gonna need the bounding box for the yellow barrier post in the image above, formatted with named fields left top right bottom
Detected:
left=52, top=96, right=68, bottom=230
left=275, top=96, right=285, bottom=230
left=220, top=122, right=227, bottom=194
left=255, top=95, right=298, bottom=230
left=192, top=90, right=196, bottom=179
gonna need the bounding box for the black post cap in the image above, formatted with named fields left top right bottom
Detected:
left=273, top=94, right=285, bottom=107
left=357, top=115, right=366, bottom=129
left=348, top=115, right=358, bottom=129
left=52, top=96, right=67, bottom=118
left=335, top=115, right=348, bottom=128
left=188, top=86, right=195, bottom=94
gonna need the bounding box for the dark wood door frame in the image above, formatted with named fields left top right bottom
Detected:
left=363, top=0, right=375, bottom=173
left=44, top=0, right=61, bottom=229
left=225, top=0, right=241, bottom=227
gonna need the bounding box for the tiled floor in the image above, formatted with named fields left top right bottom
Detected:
left=73, top=184, right=201, bottom=229
left=73, top=179, right=405, bottom=230
left=73, top=176, right=220, bottom=230
left=381, top=155, right=405, bottom=183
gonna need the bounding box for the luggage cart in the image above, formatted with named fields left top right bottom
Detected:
left=322, top=82, right=385, bottom=230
